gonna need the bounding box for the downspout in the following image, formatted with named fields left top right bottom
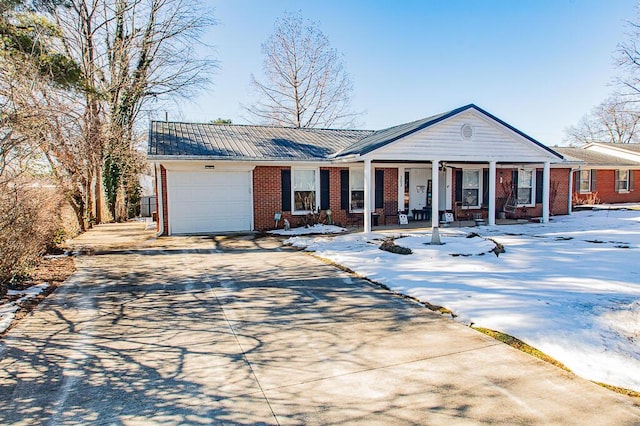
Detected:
left=155, top=162, right=165, bottom=236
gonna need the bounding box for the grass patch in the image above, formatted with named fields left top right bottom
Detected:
left=594, top=382, right=640, bottom=398
left=472, top=327, right=570, bottom=372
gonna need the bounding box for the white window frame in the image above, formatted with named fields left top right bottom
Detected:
left=578, top=169, right=592, bottom=194
left=349, top=168, right=365, bottom=212
left=461, top=169, right=482, bottom=209
left=615, top=169, right=630, bottom=193
left=292, top=168, right=320, bottom=214
left=516, top=168, right=536, bottom=207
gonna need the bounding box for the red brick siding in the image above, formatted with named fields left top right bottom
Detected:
left=572, top=169, right=640, bottom=205
left=452, top=167, right=570, bottom=219
left=325, top=167, right=348, bottom=226
left=253, top=166, right=288, bottom=231
left=550, top=168, right=570, bottom=215
left=252, top=166, right=401, bottom=231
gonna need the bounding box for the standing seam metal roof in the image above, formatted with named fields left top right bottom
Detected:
left=147, top=104, right=564, bottom=161
left=148, top=121, right=374, bottom=160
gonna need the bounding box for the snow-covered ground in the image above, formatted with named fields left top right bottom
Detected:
left=268, top=224, right=346, bottom=236
left=0, top=283, right=49, bottom=334
left=287, top=209, right=640, bottom=392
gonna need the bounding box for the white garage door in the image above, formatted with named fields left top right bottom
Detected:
left=167, top=171, right=252, bottom=234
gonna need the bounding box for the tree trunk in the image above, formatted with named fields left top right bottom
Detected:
left=67, top=192, right=87, bottom=233
left=95, top=165, right=103, bottom=223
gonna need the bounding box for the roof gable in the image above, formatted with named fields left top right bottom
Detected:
left=335, top=104, right=562, bottom=160
left=147, top=104, right=562, bottom=163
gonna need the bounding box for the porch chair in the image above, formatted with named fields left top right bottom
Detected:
left=503, top=190, right=517, bottom=218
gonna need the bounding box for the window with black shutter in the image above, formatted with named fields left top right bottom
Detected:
left=320, top=170, right=330, bottom=210
left=375, top=169, right=384, bottom=209
left=340, top=170, right=349, bottom=210
left=281, top=169, right=291, bottom=211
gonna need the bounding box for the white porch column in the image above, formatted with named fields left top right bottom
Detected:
left=542, top=161, right=551, bottom=223
left=488, top=161, right=497, bottom=226
left=568, top=169, right=574, bottom=215
left=363, top=159, right=372, bottom=233
left=431, top=160, right=440, bottom=228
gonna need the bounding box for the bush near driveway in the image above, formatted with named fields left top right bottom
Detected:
left=0, top=181, right=66, bottom=298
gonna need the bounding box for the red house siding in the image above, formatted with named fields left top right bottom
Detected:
left=572, top=169, right=640, bottom=205
left=252, top=166, right=401, bottom=231
left=452, top=167, right=570, bottom=219
left=160, top=164, right=571, bottom=235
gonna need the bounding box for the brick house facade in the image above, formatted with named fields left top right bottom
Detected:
left=556, top=145, right=640, bottom=206
left=149, top=104, right=573, bottom=236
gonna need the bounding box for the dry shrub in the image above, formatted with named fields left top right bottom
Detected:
left=379, top=238, right=412, bottom=255
left=572, top=191, right=601, bottom=206
left=0, top=180, right=66, bottom=298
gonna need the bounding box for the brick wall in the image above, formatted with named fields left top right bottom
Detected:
left=573, top=169, right=640, bottom=205
left=452, top=167, right=570, bottom=219
left=550, top=168, right=570, bottom=215
left=253, top=166, right=288, bottom=231
left=252, top=166, right=400, bottom=231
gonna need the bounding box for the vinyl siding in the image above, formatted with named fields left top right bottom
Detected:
left=369, top=110, right=559, bottom=163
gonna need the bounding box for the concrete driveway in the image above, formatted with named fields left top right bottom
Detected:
left=1, top=222, right=639, bottom=425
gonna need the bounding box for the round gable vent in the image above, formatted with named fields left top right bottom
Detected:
left=461, top=123, right=474, bottom=140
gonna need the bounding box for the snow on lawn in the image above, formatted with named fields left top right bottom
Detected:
left=0, top=283, right=49, bottom=334
left=269, top=224, right=346, bottom=236
left=288, top=209, right=640, bottom=392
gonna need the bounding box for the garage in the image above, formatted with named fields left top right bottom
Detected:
left=167, top=170, right=253, bottom=234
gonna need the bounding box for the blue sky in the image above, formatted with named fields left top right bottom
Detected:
left=163, top=0, right=636, bottom=146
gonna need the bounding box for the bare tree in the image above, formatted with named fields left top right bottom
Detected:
left=246, top=11, right=358, bottom=128
left=565, top=96, right=640, bottom=145
left=617, top=11, right=640, bottom=98
left=50, top=0, right=216, bottom=221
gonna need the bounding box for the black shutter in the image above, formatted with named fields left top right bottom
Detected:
left=375, top=169, right=384, bottom=209
left=512, top=170, right=518, bottom=199
left=455, top=170, right=462, bottom=203
left=340, top=169, right=349, bottom=210
left=320, top=170, right=330, bottom=210
left=281, top=169, right=291, bottom=211
left=535, top=170, right=543, bottom=204
left=591, top=169, right=597, bottom=192
left=482, top=169, right=489, bottom=207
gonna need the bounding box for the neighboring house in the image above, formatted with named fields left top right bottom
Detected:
left=148, top=104, right=572, bottom=235
left=556, top=144, right=640, bottom=206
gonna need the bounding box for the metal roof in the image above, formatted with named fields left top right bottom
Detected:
left=554, top=147, right=640, bottom=167
left=147, top=104, right=564, bottom=161
left=148, top=121, right=373, bottom=160
left=334, top=104, right=563, bottom=159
